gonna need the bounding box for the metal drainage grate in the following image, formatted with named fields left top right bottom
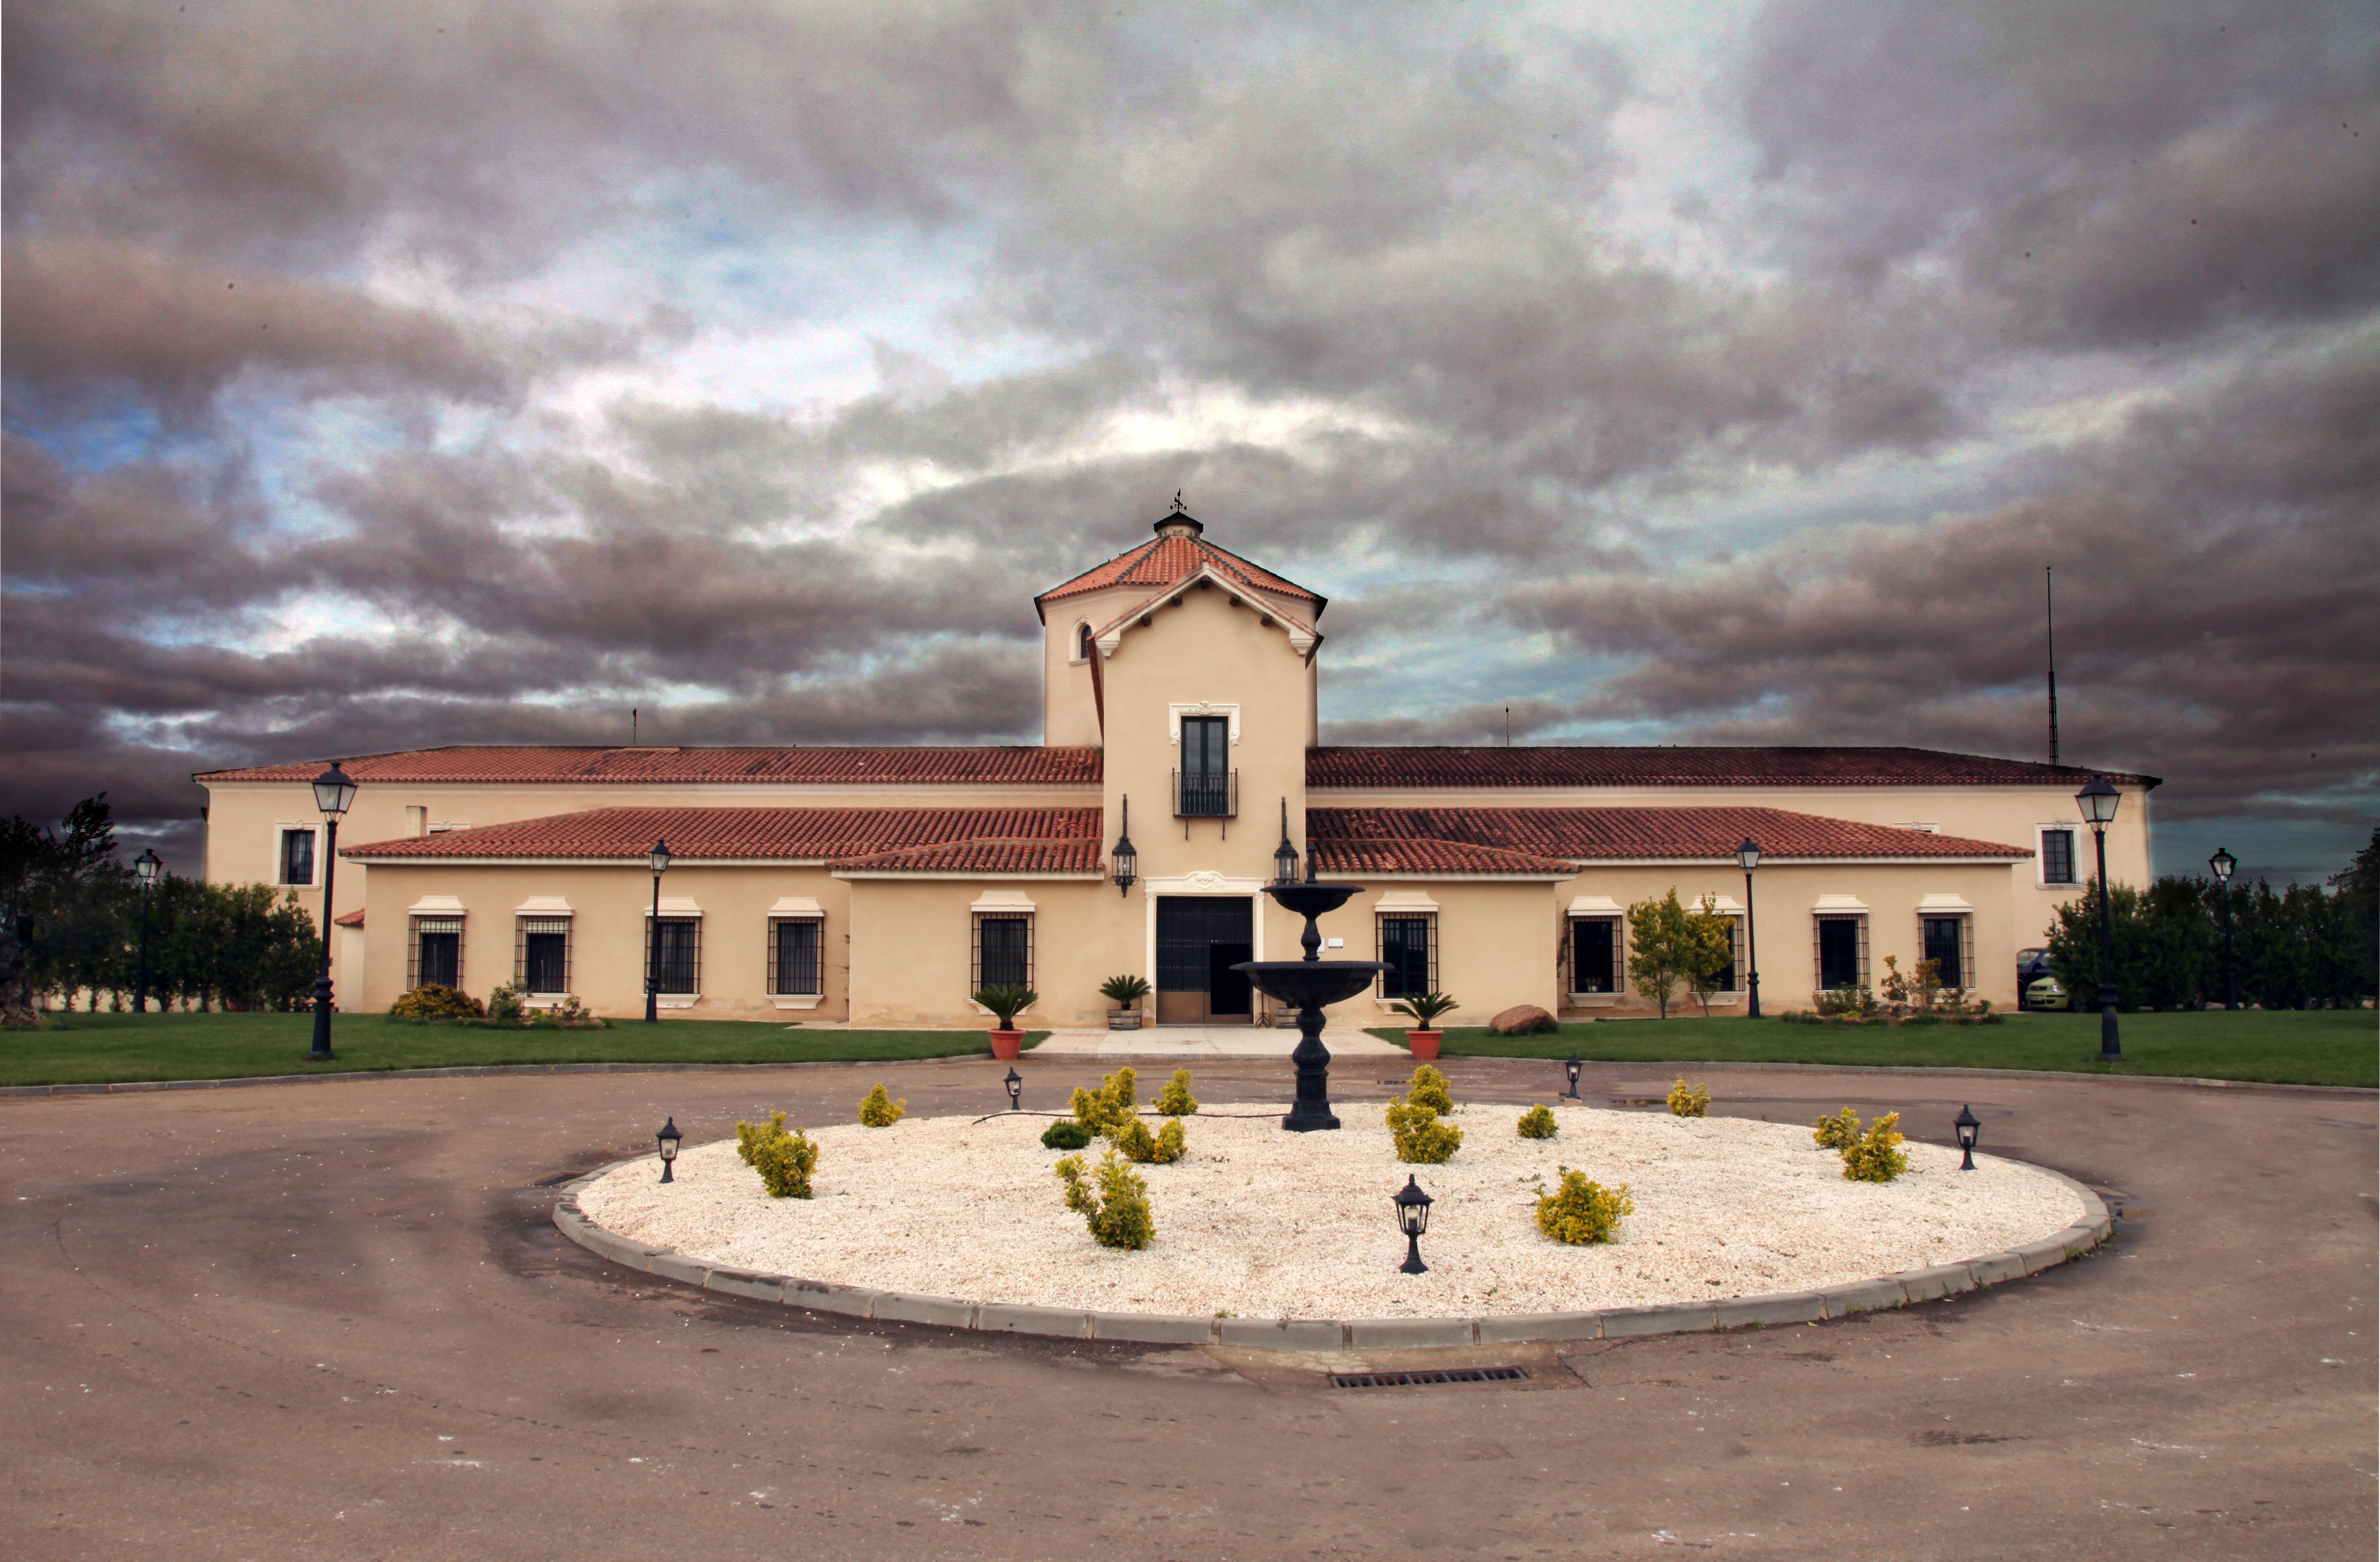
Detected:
left=1329, top=1366, right=1528, bottom=1389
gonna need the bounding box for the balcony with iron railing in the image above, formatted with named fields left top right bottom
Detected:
left=1173, top=768, right=1237, bottom=819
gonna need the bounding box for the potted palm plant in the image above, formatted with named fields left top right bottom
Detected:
left=974, top=984, right=1038, bottom=1060
left=1389, top=991, right=1459, bottom=1061
left=1099, top=974, right=1151, bottom=1030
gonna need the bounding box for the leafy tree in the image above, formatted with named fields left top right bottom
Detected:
left=1681, top=894, right=1738, bottom=1017
left=1626, top=887, right=1728, bottom=1019
left=1, top=794, right=132, bottom=1025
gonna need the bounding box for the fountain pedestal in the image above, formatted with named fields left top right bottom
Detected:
left=1233, top=882, right=1387, bottom=1132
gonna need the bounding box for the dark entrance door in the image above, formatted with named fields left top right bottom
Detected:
left=1156, top=896, right=1254, bottom=1024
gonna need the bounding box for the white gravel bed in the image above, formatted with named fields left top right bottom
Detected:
left=579, top=1102, right=2086, bottom=1319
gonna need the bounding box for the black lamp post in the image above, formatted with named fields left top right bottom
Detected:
left=307, top=763, right=356, bottom=1061
left=1953, top=1103, right=1980, bottom=1171
left=656, top=1117, right=682, bottom=1182
left=132, top=848, right=161, bottom=1014
left=2076, top=776, right=2122, bottom=1059
left=645, top=838, right=670, bottom=1024
left=1274, top=799, right=1300, bottom=885
left=1110, top=797, right=1137, bottom=897
left=1004, top=1067, right=1023, bottom=1112
left=2209, top=846, right=2238, bottom=1011
left=1563, top=1053, right=1582, bottom=1100
left=1393, top=1175, right=1433, bottom=1274
left=1736, top=836, right=1763, bottom=1019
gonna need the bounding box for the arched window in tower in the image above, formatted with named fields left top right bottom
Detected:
left=1075, top=622, right=1095, bottom=661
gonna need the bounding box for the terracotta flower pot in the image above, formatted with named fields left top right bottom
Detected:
left=989, top=1028, right=1023, bottom=1060
left=1405, top=1029, right=1443, bottom=1061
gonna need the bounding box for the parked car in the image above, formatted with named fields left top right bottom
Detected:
left=2016, top=947, right=2053, bottom=992
left=2025, top=975, right=2071, bottom=1011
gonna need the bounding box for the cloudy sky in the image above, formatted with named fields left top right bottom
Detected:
left=4, top=0, right=2374, bottom=880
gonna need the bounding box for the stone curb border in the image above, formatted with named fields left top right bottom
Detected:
left=548, top=1155, right=2116, bottom=1353
left=6, top=1054, right=2366, bottom=1099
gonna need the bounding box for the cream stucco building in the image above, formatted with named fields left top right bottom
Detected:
left=197, top=508, right=2157, bottom=1027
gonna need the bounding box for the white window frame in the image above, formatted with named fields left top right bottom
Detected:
left=1812, top=895, right=1871, bottom=996
left=274, top=824, right=322, bottom=887
left=1916, top=894, right=1977, bottom=994
left=513, top=897, right=574, bottom=1002
left=969, top=889, right=1037, bottom=1016
left=766, top=897, right=827, bottom=1009
left=1565, top=895, right=1626, bottom=1005
left=2035, top=824, right=2082, bottom=888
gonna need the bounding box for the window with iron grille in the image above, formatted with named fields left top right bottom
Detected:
left=1175, top=715, right=1235, bottom=816
left=1377, top=914, right=1436, bottom=999
left=973, top=913, right=1032, bottom=991
left=1921, top=915, right=1973, bottom=991
left=1568, top=916, right=1623, bottom=994
left=1713, top=916, right=1743, bottom=992
left=2040, top=828, right=2077, bottom=885
left=1815, top=914, right=1868, bottom=993
left=279, top=828, right=316, bottom=886
left=410, top=916, right=463, bottom=990
left=516, top=917, right=571, bottom=995
left=769, top=917, right=824, bottom=997
left=645, top=918, right=701, bottom=995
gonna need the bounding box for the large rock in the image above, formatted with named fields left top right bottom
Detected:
left=1490, top=1004, right=1557, bottom=1036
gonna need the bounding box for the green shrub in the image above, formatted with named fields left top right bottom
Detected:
left=1516, top=1103, right=1559, bottom=1139
left=973, top=983, right=1038, bottom=1027
left=1153, top=1067, right=1198, bottom=1116
left=858, top=1083, right=906, bottom=1127
left=1099, top=974, right=1152, bottom=1006
left=1389, top=991, right=1460, bottom=1029
left=1153, top=1117, right=1187, bottom=1164
left=1667, top=1076, right=1710, bottom=1117
left=487, top=983, right=525, bottom=1023
left=1109, top=1114, right=1159, bottom=1162
left=1811, top=1106, right=1861, bottom=1150
left=1040, top=1119, right=1095, bottom=1151
left=1070, top=1066, right=1138, bottom=1131
left=1535, top=1168, right=1633, bottom=1245
left=1387, top=1096, right=1463, bottom=1164
left=1842, top=1112, right=1909, bottom=1183
left=734, top=1111, right=819, bottom=1198
left=1406, top=1063, right=1454, bottom=1116
left=1055, top=1150, right=1154, bottom=1249
left=389, top=984, right=485, bottom=1020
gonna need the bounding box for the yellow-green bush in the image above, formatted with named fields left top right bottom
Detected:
left=1387, top=1096, right=1463, bottom=1164
left=1070, top=1066, right=1139, bottom=1131
left=1153, top=1068, right=1198, bottom=1116
left=858, top=1083, right=906, bottom=1127
left=1667, top=1076, right=1710, bottom=1117
left=1055, top=1150, right=1154, bottom=1249
left=1811, top=1105, right=1861, bottom=1150
left=389, top=984, right=485, bottom=1020
left=1109, top=1114, right=1158, bottom=1162
left=734, top=1111, right=819, bottom=1199
left=1406, top=1064, right=1454, bottom=1116
left=1842, top=1112, right=1909, bottom=1183
left=1535, top=1167, right=1633, bottom=1245
left=1153, top=1117, right=1187, bottom=1164
left=1516, top=1103, right=1559, bottom=1139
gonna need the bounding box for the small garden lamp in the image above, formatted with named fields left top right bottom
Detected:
left=1953, top=1103, right=1980, bottom=1171
left=2209, top=846, right=2238, bottom=1011
left=1393, top=1174, right=1434, bottom=1275
left=2074, top=776, right=2122, bottom=1058
left=307, top=762, right=357, bottom=1062
left=656, top=1117, right=682, bottom=1182
left=1563, top=1054, right=1582, bottom=1100
left=1004, top=1067, right=1023, bottom=1112
left=132, top=848, right=162, bottom=1015
left=1110, top=797, right=1137, bottom=897
left=1735, top=836, right=1763, bottom=1019
left=1273, top=799, right=1300, bottom=885
left=645, top=837, right=671, bottom=1024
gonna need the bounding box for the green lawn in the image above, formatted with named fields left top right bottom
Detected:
left=0, top=1011, right=1043, bottom=1087
left=1365, top=1008, right=2376, bottom=1089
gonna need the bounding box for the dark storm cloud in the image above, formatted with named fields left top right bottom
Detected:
left=1511, top=337, right=2380, bottom=824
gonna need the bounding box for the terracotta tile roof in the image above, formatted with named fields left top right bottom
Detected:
left=1036, top=528, right=1322, bottom=615
left=342, top=806, right=1103, bottom=868
left=832, top=838, right=1104, bottom=874
left=332, top=909, right=365, bottom=928
left=200, top=746, right=1101, bottom=786
left=1307, top=806, right=2032, bottom=863
left=1310, top=837, right=1576, bottom=876
left=1307, top=746, right=2158, bottom=790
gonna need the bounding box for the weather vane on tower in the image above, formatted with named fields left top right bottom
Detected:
left=1171, top=490, right=1187, bottom=514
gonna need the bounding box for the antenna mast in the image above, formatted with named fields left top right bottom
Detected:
left=2045, top=568, right=2060, bottom=766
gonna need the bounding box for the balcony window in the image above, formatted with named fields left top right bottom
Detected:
left=2040, top=827, right=2077, bottom=885
left=769, top=917, right=824, bottom=997
left=1378, top=914, right=1436, bottom=1000
left=1175, top=714, right=1236, bottom=817
left=410, top=916, right=463, bottom=990
left=279, top=828, right=317, bottom=887
left=517, top=917, right=571, bottom=995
